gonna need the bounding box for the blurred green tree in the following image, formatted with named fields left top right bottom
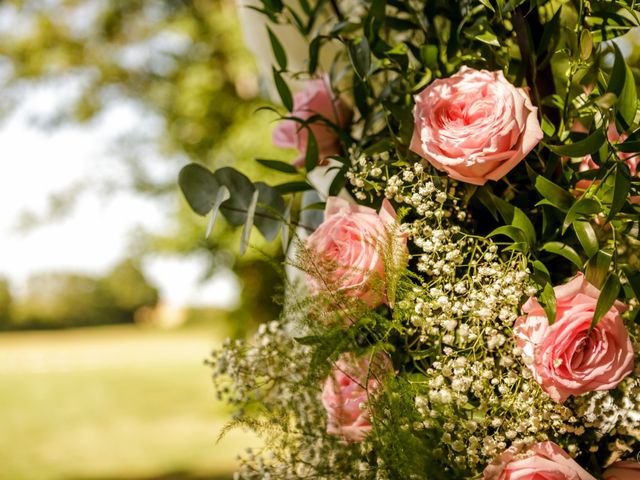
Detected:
left=0, top=278, right=13, bottom=326
left=101, top=259, right=159, bottom=321
left=15, top=260, right=158, bottom=329
left=0, top=0, right=288, bottom=329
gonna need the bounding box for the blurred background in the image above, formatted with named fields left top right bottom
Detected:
left=0, top=1, right=291, bottom=478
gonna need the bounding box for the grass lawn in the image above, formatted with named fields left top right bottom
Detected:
left=0, top=325, right=260, bottom=480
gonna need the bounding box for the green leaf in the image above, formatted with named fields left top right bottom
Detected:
left=475, top=28, right=500, bottom=47
left=240, top=190, right=260, bottom=256
left=328, top=166, right=348, bottom=196
left=273, top=67, right=293, bottom=111
left=590, top=274, right=620, bottom=331
left=214, top=167, right=257, bottom=226
left=274, top=181, right=313, bottom=193
left=616, top=140, right=640, bottom=153
left=586, top=250, right=612, bottom=288
left=304, top=129, right=319, bottom=171
left=532, top=260, right=551, bottom=285
left=563, top=197, right=601, bottom=233
left=625, top=270, right=640, bottom=301
left=254, top=182, right=285, bottom=241
left=580, top=29, right=592, bottom=60
left=478, top=0, right=495, bottom=12
left=512, top=207, right=536, bottom=245
left=608, top=44, right=638, bottom=128
left=308, top=36, right=322, bottom=74
left=547, top=129, right=606, bottom=158
left=348, top=36, right=371, bottom=80
left=535, top=176, right=574, bottom=211
left=256, top=158, right=298, bottom=174
left=536, top=6, right=561, bottom=57
left=267, top=27, right=287, bottom=71
left=488, top=225, right=528, bottom=245
left=540, top=283, right=557, bottom=325
left=178, top=163, right=220, bottom=216
left=475, top=187, right=499, bottom=220
left=607, top=162, right=631, bottom=221
left=541, top=242, right=583, bottom=268
left=573, top=221, right=599, bottom=258
left=205, top=186, right=231, bottom=238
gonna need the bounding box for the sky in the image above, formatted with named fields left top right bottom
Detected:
left=0, top=84, right=239, bottom=309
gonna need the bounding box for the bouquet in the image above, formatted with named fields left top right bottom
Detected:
left=179, top=0, right=640, bottom=478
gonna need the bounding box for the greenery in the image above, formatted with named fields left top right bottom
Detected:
left=0, top=324, right=259, bottom=480
left=5, top=259, right=158, bottom=330
left=179, top=0, right=640, bottom=478
left=180, top=0, right=640, bottom=317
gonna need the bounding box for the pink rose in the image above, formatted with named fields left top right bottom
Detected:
left=410, top=66, right=543, bottom=185
left=604, top=461, right=640, bottom=480
left=574, top=123, right=639, bottom=203
left=321, top=352, right=393, bottom=442
left=483, top=441, right=596, bottom=480
left=272, top=77, right=352, bottom=167
left=515, top=273, right=634, bottom=403
left=305, top=197, right=407, bottom=307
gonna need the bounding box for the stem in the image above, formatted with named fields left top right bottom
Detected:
left=220, top=205, right=315, bottom=233
left=328, top=0, right=344, bottom=21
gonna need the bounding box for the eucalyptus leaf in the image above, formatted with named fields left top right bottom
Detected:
left=240, top=190, right=260, bottom=256
left=254, top=182, right=286, bottom=241
left=178, top=163, right=220, bottom=216
left=206, top=186, right=231, bottom=239
left=214, top=167, right=257, bottom=226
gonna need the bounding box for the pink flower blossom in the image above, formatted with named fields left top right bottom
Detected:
left=272, top=77, right=352, bottom=167
left=410, top=66, right=543, bottom=185
left=305, top=197, right=407, bottom=307
left=515, top=273, right=634, bottom=403
left=483, top=441, right=596, bottom=480
left=321, top=352, right=393, bottom=442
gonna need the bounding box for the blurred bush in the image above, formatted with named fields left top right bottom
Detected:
left=7, top=259, right=158, bottom=329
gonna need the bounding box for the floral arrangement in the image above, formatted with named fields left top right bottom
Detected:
left=179, top=0, right=640, bottom=478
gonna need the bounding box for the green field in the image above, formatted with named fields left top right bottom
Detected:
left=0, top=325, right=260, bottom=480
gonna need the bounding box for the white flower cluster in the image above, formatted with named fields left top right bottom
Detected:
left=209, top=319, right=376, bottom=479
